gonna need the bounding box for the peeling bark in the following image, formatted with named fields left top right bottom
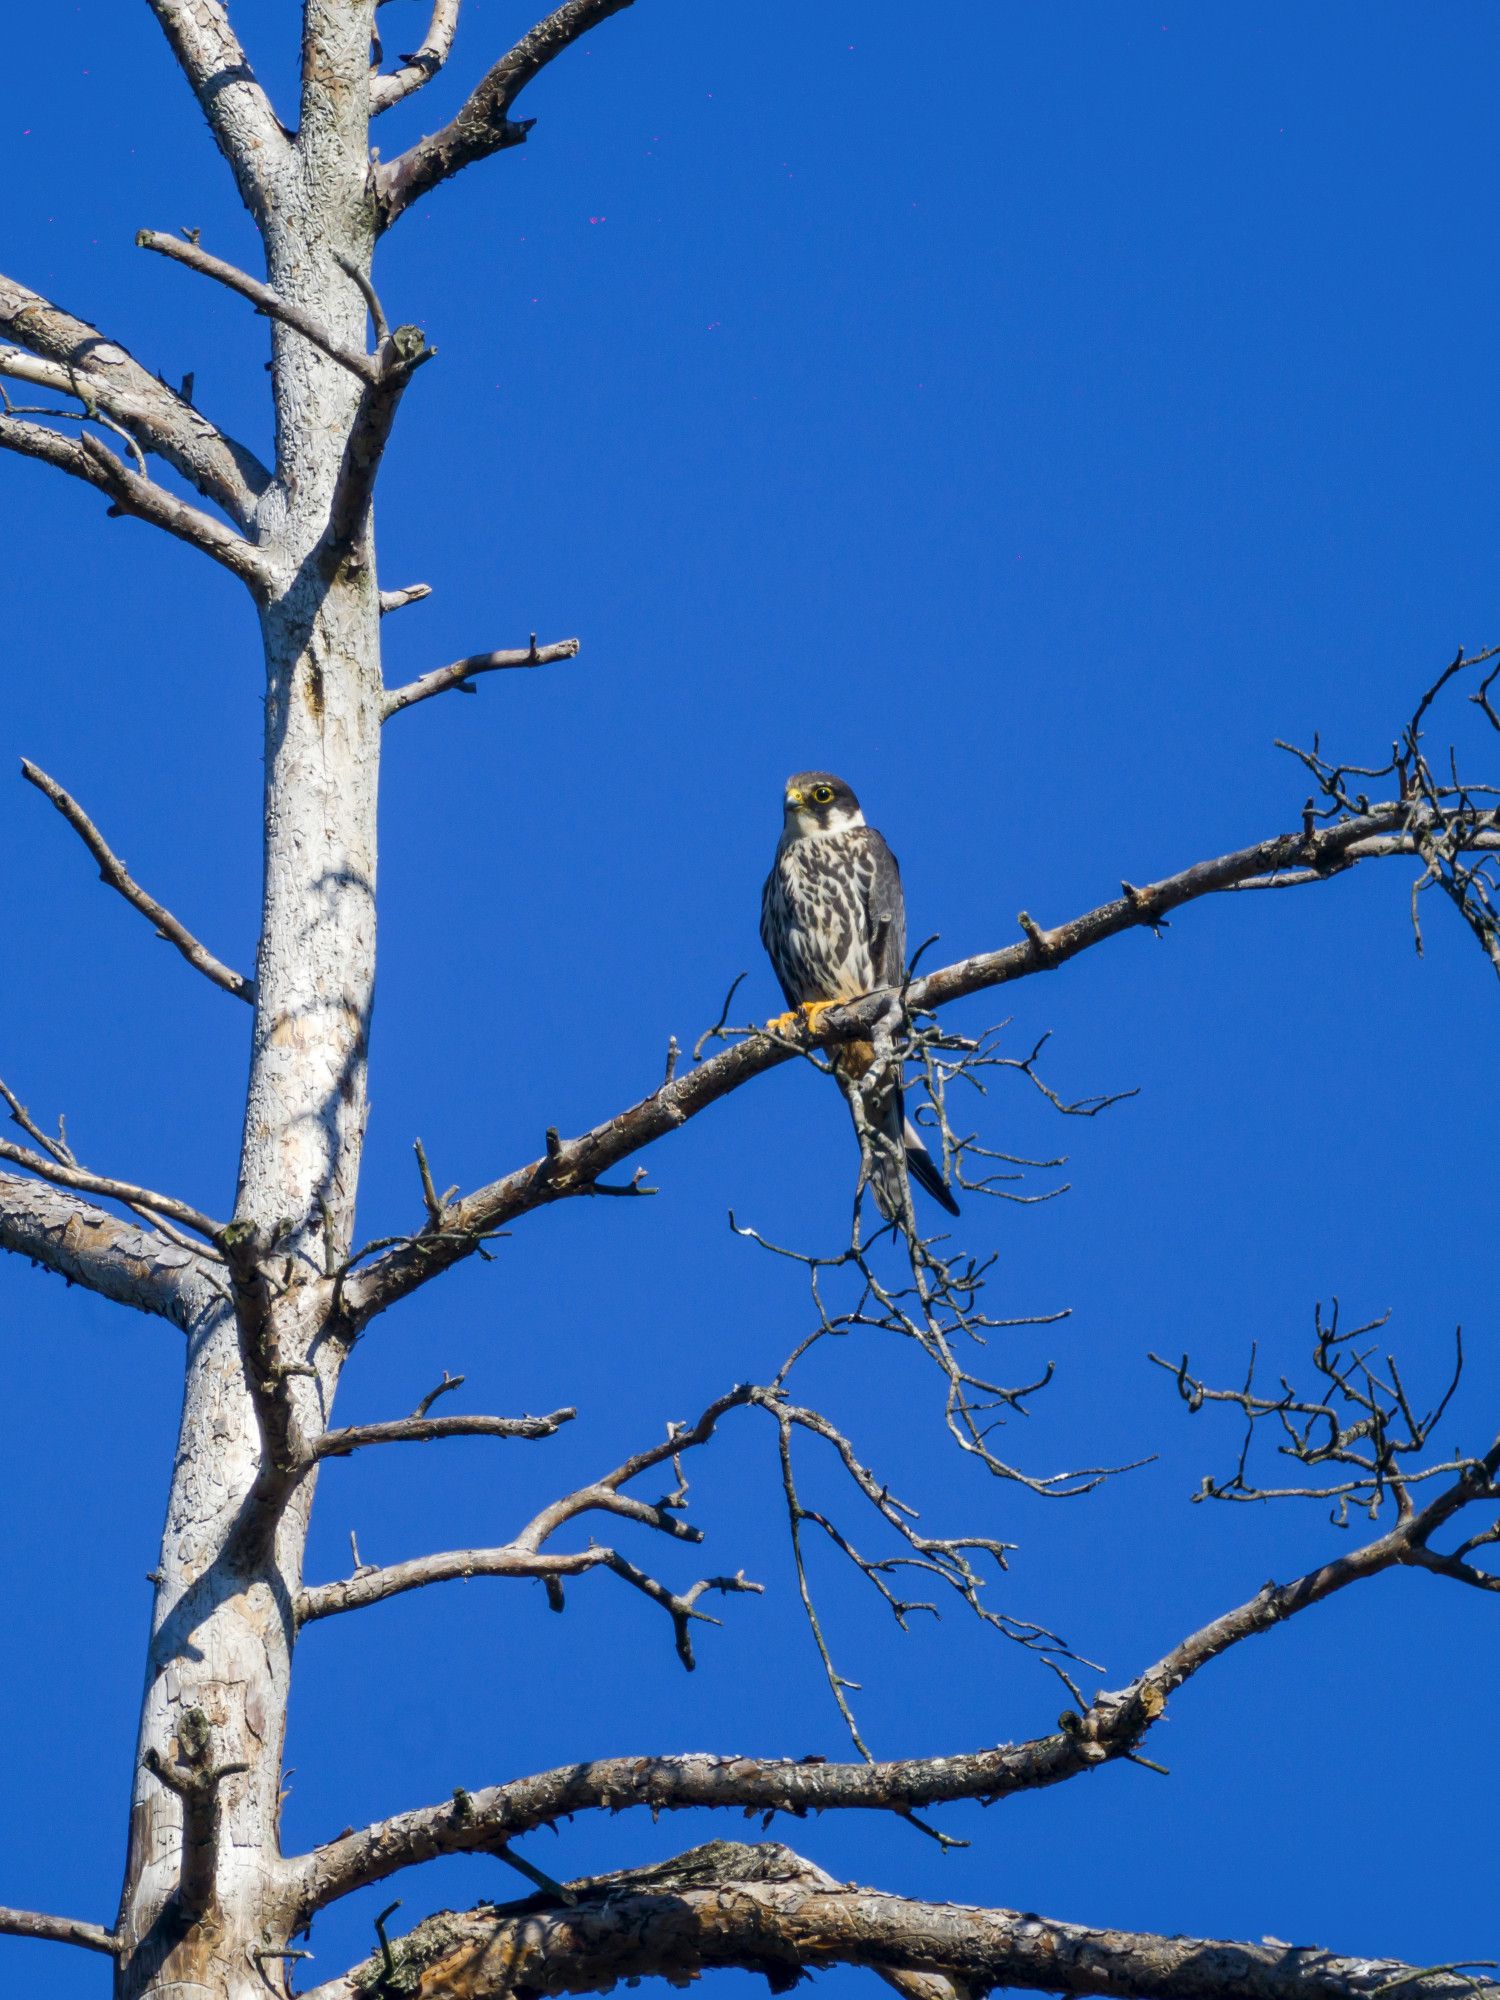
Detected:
left=0, top=1172, right=206, bottom=1324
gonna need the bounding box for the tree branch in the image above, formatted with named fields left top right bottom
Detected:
left=380, top=581, right=432, bottom=615
left=292, top=1432, right=1500, bottom=1915
left=20, top=759, right=255, bottom=1003
left=1404, top=1541, right=1500, bottom=1592
left=299, top=1390, right=764, bottom=1631
left=135, top=231, right=380, bottom=387
left=906, top=805, right=1500, bottom=1014
left=1, top=1073, right=216, bottom=1259
left=341, top=800, right=1500, bottom=1327
left=135, top=231, right=436, bottom=571
left=325, top=325, right=437, bottom=568
left=599, top=1555, right=763, bottom=1671
left=142, top=0, right=290, bottom=224
left=376, top=0, right=636, bottom=229
left=297, top=1543, right=607, bottom=1624
left=0, top=1171, right=204, bottom=1324
left=381, top=636, right=581, bottom=719
left=0, top=1906, right=118, bottom=1956
left=0, top=416, right=274, bottom=594
left=298, top=1841, right=1499, bottom=2000
left=1228, top=829, right=1500, bottom=889
left=508, top=1386, right=756, bottom=1557
left=0, top=1138, right=226, bottom=1245
left=314, top=1405, right=575, bottom=1458
left=371, top=0, right=463, bottom=112
left=0, top=272, right=268, bottom=526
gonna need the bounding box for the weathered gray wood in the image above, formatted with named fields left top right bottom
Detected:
left=297, top=1841, right=1498, bottom=2000
left=0, top=11, right=1496, bottom=2000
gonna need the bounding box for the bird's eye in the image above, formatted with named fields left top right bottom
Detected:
left=811, top=785, right=834, bottom=805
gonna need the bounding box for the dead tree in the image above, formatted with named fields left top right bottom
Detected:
left=2, top=8, right=1499, bottom=2000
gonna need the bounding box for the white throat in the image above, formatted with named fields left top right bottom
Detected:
left=784, top=803, right=866, bottom=842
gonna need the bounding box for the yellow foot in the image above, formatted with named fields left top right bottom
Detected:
left=764, top=1000, right=842, bottom=1037
left=800, top=998, right=842, bottom=1032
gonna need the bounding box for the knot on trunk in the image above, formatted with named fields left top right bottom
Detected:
left=142, top=1709, right=249, bottom=1922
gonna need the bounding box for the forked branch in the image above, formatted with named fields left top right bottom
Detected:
left=1276, top=644, right=1500, bottom=974
left=1153, top=1300, right=1476, bottom=1519
left=297, top=1388, right=759, bottom=1630
left=508, top=1386, right=758, bottom=1554
left=21, top=760, right=255, bottom=1003
left=292, top=1425, right=1500, bottom=1914
left=1153, top=1302, right=1500, bottom=1605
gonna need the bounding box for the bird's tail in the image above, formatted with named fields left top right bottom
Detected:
left=836, top=1041, right=960, bottom=1224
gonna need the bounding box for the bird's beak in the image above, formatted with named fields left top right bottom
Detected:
left=785, top=787, right=804, bottom=808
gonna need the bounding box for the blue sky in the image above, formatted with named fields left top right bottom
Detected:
left=3, top=3, right=1499, bottom=1992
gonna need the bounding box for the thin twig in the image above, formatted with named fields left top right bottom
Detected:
left=136, top=230, right=380, bottom=386
left=333, top=253, right=390, bottom=348
left=0, top=1135, right=225, bottom=1244
left=21, top=759, right=255, bottom=1003
left=381, top=636, right=581, bottom=719
left=314, top=1407, right=574, bottom=1460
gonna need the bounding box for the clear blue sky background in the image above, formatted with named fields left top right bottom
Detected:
left=3, top=4, right=1498, bottom=1993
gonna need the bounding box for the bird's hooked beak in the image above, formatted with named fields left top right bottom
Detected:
left=784, top=785, right=805, bottom=808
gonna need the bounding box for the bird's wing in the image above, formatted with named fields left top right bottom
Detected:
left=859, top=830, right=907, bottom=989
left=760, top=861, right=803, bottom=1009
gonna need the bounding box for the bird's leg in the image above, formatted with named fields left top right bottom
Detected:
left=764, top=999, right=843, bottom=1037
left=800, top=998, right=842, bottom=1034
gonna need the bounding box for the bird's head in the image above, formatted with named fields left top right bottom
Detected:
left=781, top=772, right=865, bottom=839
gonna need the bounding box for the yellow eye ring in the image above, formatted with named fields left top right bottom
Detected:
left=811, top=785, right=834, bottom=805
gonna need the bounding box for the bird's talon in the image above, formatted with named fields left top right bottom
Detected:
left=764, top=1001, right=841, bottom=1039
left=800, top=999, right=841, bottom=1033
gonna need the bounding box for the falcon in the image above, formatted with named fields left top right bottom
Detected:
left=760, top=772, right=959, bottom=1222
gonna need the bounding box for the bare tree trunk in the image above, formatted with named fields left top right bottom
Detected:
left=115, top=1297, right=305, bottom=2000
left=116, top=39, right=381, bottom=1990
left=3, top=11, right=1498, bottom=2000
